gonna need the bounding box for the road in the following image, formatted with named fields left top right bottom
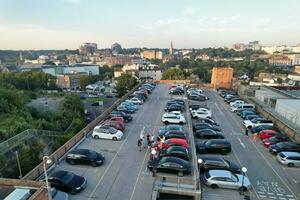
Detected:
left=200, top=89, right=300, bottom=200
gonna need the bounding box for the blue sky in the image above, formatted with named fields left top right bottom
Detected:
left=0, top=0, right=299, bottom=49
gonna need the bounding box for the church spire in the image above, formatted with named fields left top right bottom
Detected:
left=169, top=40, right=174, bottom=55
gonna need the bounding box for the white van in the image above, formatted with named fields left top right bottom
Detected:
left=231, top=104, right=255, bottom=112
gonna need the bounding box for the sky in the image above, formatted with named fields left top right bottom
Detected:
left=0, top=0, right=300, bottom=50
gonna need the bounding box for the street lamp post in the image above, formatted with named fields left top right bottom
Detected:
left=43, top=156, right=52, bottom=200
left=241, top=167, right=248, bottom=195
left=15, top=151, right=22, bottom=179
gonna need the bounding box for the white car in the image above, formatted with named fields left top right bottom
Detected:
left=128, top=97, right=143, bottom=105
left=162, top=113, right=186, bottom=124
left=243, top=118, right=273, bottom=129
left=191, top=110, right=212, bottom=119
left=187, top=88, right=203, bottom=94
left=92, top=125, right=123, bottom=140
left=191, top=107, right=212, bottom=116
left=230, top=100, right=244, bottom=107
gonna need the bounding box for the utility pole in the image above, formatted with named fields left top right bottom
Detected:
left=15, top=151, right=22, bottom=179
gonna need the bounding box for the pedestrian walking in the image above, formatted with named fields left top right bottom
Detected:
left=150, top=134, right=155, bottom=144
left=146, top=133, right=151, bottom=149
left=137, top=139, right=142, bottom=152
left=245, top=128, right=249, bottom=136
left=252, top=132, right=258, bottom=142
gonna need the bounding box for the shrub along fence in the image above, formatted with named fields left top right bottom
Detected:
left=23, top=82, right=143, bottom=181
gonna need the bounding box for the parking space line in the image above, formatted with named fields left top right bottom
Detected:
left=237, top=138, right=246, bottom=149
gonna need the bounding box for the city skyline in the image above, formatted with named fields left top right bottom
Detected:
left=0, top=0, right=300, bottom=50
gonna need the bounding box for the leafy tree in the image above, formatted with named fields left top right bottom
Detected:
left=115, top=74, right=138, bottom=97
left=161, top=68, right=187, bottom=80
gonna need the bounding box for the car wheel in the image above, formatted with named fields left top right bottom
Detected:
left=211, top=184, right=218, bottom=189
left=93, top=135, right=100, bottom=139
left=92, top=162, right=98, bottom=167
left=178, top=171, right=184, bottom=177
left=70, top=189, right=77, bottom=195
left=68, top=160, right=75, bottom=165
left=112, top=137, right=118, bottom=141
left=179, top=121, right=184, bottom=125
left=287, top=163, right=294, bottom=167
left=240, top=186, right=248, bottom=192
left=165, top=121, right=169, bottom=124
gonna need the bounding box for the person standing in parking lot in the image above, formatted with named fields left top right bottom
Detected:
left=252, top=132, right=258, bottom=142
left=245, top=127, right=250, bottom=136
left=137, top=139, right=142, bottom=152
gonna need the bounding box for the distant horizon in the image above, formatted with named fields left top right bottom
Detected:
left=1, top=0, right=300, bottom=49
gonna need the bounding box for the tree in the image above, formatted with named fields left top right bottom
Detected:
left=115, top=74, right=138, bottom=97
left=161, top=68, right=187, bottom=80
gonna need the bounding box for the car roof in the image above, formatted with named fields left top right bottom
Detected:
left=51, top=170, right=69, bottom=178
left=208, top=169, right=233, bottom=178
left=69, top=148, right=91, bottom=155
left=160, top=156, right=189, bottom=165
left=166, top=146, right=187, bottom=152
left=201, top=156, right=224, bottom=162
left=207, top=139, right=230, bottom=144
left=280, top=151, right=300, bottom=157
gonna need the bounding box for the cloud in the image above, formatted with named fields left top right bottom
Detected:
left=182, top=7, right=195, bottom=15
left=142, top=19, right=181, bottom=31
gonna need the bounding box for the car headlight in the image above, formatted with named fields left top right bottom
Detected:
left=76, top=186, right=81, bottom=190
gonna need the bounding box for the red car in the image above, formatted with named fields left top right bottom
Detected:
left=162, top=138, right=189, bottom=149
left=103, top=120, right=124, bottom=131
left=109, top=116, right=125, bottom=127
left=262, top=135, right=290, bottom=148
left=258, top=130, right=278, bottom=139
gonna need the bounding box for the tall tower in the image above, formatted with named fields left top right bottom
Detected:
left=169, top=40, right=174, bottom=55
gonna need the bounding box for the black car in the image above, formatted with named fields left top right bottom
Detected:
left=195, top=118, right=219, bottom=126
left=66, top=149, right=105, bottom=167
left=159, top=146, right=189, bottom=160
left=168, top=99, right=185, bottom=106
left=147, top=156, right=191, bottom=177
left=165, top=104, right=185, bottom=112
left=269, top=142, right=300, bottom=154
left=109, top=111, right=132, bottom=122
left=199, top=156, right=241, bottom=174
left=163, top=130, right=187, bottom=140
left=169, top=89, right=184, bottom=95
left=48, top=171, right=87, bottom=194
left=250, top=124, right=276, bottom=133
left=193, top=123, right=221, bottom=132
left=195, top=129, right=224, bottom=139
left=158, top=125, right=184, bottom=136
left=116, top=106, right=134, bottom=114
left=188, top=94, right=207, bottom=101
left=196, top=139, right=231, bottom=155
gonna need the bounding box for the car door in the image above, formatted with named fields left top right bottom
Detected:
left=206, top=143, right=217, bottom=153
left=49, top=178, right=66, bottom=192
left=225, top=176, right=238, bottom=189
left=213, top=177, right=229, bottom=188
left=102, top=128, right=111, bottom=139
left=158, top=162, right=172, bottom=173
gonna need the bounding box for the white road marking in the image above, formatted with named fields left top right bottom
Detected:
left=238, top=138, right=246, bottom=149
left=214, top=102, right=224, bottom=116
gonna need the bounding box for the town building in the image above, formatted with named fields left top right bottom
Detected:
left=79, top=42, right=98, bottom=55
left=111, top=43, right=122, bottom=54
left=295, top=66, right=300, bottom=74
left=268, top=55, right=292, bottom=66
left=232, top=43, right=247, bottom=51
left=56, top=73, right=88, bottom=89
left=262, top=44, right=300, bottom=54
left=211, top=67, right=233, bottom=89
left=247, top=41, right=261, bottom=51
left=138, top=64, right=162, bottom=81
left=103, top=55, right=132, bottom=67
left=140, top=50, right=164, bottom=60
left=42, top=64, right=101, bottom=76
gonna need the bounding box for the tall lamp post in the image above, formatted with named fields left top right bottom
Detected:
left=241, top=167, right=247, bottom=195
left=43, top=156, right=52, bottom=200
left=15, top=151, right=22, bottom=179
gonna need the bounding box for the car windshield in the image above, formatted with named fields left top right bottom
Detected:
left=109, top=127, right=118, bottom=134
left=169, top=126, right=181, bottom=131
left=231, top=174, right=238, bottom=182
left=88, top=150, right=98, bottom=159
left=61, top=172, right=75, bottom=184
left=268, top=137, right=278, bottom=142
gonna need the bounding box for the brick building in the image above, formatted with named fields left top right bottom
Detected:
left=211, top=67, right=233, bottom=89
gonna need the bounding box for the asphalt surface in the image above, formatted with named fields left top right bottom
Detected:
left=51, top=84, right=172, bottom=200
left=199, top=89, right=300, bottom=200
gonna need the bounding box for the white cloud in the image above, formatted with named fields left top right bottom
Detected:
left=142, top=19, right=181, bottom=31
left=182, top=7, right=195, bottom=15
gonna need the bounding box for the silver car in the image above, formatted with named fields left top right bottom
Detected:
left=203, top=169, right=251, bottom=191
left=277, top=151, right=300, bottom=167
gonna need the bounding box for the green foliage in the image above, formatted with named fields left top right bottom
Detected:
left=161, top=68, right=188, bottom=80
left=0, top=71, right=57, bottom=91
left=0, top=88, right=26, bottom=114
left=115, top=74, right=138, bottom=97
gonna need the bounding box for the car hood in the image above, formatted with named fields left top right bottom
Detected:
left=68, top=175, right=86, bottom=188
left=228, top=161, right=241, bottom=173
left=196, top=142, right=206, bottom=149
left=236, top=174, right=251, bottom=187
left=116, top=130, right=123, bottom=137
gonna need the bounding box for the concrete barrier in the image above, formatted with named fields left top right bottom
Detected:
left=23, top=82, right=143, bottom=181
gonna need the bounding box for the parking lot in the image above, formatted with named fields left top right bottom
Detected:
left=46, top=84, right=299, bottom=200
left=200, top=89, right=300, bottom=200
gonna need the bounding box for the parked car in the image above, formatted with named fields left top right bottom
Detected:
left=161, top=113, right=186, bottom=124
left=230, top=100, right=244, bottom=107
left=203, top=169, right=251, bottom=191
left=250, top=125, right=276, bottom=133
left=231, top=104, right=255, bottom=113
left=189, top=104, right=208, bottom=111
left=191, top=110, right=212, bottom=119
left=258, top=130, right=280, bottom=139
left=163, top=130, right=187, bottom=140
left=262, top=136, right=290, bottom=148
left=165, top=104, right=185, bottom=112
left=162, top=138, right=189, bottom=149
left=244, top=114, right=262, bottom=121
left=195, top=129, right=224, bottom=139
left=159, top=146, right=189, bottom=160
left=117, top=105, right=135, bottom=114
left=103, top=120, right=124, bottom=131
left=167, top=99, right=185, bottom=106
left=269, top=142, right=300, bottom=154
left=109, top=111, right=132, bottom=122
left=169, top=88, right=184, bottom=95
left=199, top=156, right=241, bottom=174
left=147, top=156, right=191, bottom=177
left=188, top=94, right=208, bottom=101
left=128, top=97, right=143, bottom=105
left=48, top=171, right=87, bottom=194
left=92, top=125, right=123, bottom=140
left=276, top=151, right=300, bottom=167
left=193, top=123, right=221, bottom=132
left=66, top=149, right=105, bottom=167
left=240, top=110, right=257, bottom=119
left=196, top=139, right=231, bottom=155
left=243, top=118, right=273, bottom=129
left=158, top=124, right=184, bottom=136
left=109, top=116, right=125, bottom=127
left=195, top=118, right=219, bottom=126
